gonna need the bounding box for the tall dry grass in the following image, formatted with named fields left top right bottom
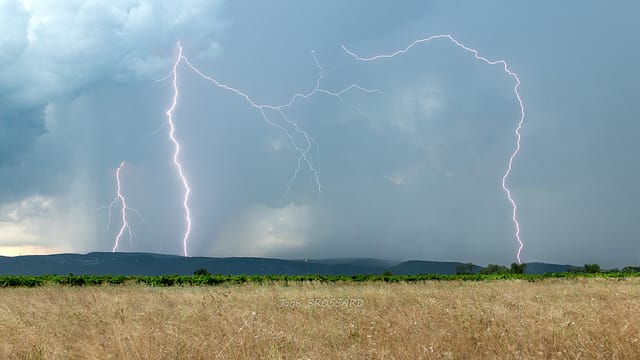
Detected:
left=0, top=278, right=639, bottom=359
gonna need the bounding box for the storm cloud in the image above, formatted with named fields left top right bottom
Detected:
left=0, top=0, right=638, bottom=267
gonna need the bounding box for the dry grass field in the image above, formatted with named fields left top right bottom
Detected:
left=1, top=278, right=639, bottom=359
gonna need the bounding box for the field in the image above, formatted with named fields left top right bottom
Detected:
left=1, top=278, right=639, bottom=359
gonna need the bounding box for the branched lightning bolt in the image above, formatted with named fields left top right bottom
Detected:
left=167, top=43, right=192, bottom=257
left=160, top=42, right=380, bottom=256
left=98, top=161, right=141, bottom=252
left=172, top=44, right=381, bottom=198
left=342, top=34, right=526, bottom=263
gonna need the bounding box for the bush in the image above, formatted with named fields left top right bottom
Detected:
left=510, top=263, right=527, bottom=274
left=193, top=268, right=210, bottom=276
left=479, top=264, right=510, bottom=275
left=584, top=264, right=601, bottom=273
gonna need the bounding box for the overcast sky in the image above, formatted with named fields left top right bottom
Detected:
left=0, top=0, right=638, bottom=267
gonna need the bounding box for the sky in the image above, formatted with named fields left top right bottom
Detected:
left=0, top=0, right=638, bottom=267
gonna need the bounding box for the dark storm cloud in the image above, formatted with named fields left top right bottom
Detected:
left=0, top=0, right=227, bottom=201
left=1, top=0, right=639, bottom=267
left=191, top=0, right=640, bottom=267
left=0, top=107, right=44, bottom=165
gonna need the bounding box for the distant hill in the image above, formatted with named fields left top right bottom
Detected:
left=0, top=252, right=581, bottom=276
left=523, top=262, right=578, bottom=274
left=388, top=261, right=483, bottom=275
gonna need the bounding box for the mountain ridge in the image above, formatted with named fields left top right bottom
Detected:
left=0, top=252, right=578, bottom=276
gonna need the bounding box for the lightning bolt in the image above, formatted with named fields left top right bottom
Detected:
left=167, top=43, right=193, bottom=257
left=160, top=42, right=381, bottom=257
left=98, top=161, right=141, bottom=252
left=178, top=48, right=381, bottom=196
left=342, top=34, right=526, bottom=263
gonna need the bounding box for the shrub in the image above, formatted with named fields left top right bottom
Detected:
left=193, top=268, right=211, bottom=276
left=479, top=264, right=510, bottom=275
left=584, top=264, right=601, bottom=273
left=510, top=263, right=527, bottom=274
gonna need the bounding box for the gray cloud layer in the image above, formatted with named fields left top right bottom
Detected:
left=0, top=0, right=638, bottom=267
left=0, top=0, right=225, bottom=198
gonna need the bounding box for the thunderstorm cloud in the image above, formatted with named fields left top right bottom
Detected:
left=0, top=0, right=638, bottom=267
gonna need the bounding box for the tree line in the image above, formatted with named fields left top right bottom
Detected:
left=0, top=268, right=638, bottom=287
left=456, top=262, right=640, bottom=275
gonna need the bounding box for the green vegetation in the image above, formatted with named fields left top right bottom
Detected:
left=584, top=263, right=601, bottom=273
left=510, top=262, right=527, bottom=274
left=193, top=268, right=211, bottom=276
left=479, top=264, right=510, bottom=275
left=0, top=270, right=639, bottom=287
